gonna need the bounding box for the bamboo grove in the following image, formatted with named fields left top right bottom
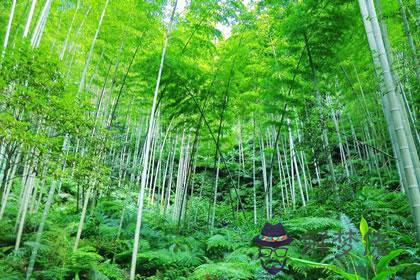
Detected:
left=0, top=0, right=419, bottom=279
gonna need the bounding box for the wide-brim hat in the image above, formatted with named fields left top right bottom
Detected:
left=254, top=222, right=293, bottom=247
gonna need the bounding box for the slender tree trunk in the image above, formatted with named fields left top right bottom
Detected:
left=165, top=134, right=178, bottom=214
left=159, top=146, right=172, bottom=210
left=266, top=130, right=273, bottom=218
left=23, top=0, right=38, bottom=38
left=152, top=121, right=172, bottom=204
left=303, top=32, right=338, bottom=193
left=397, top=0, right=420, bottom=82
left=210, top=155, right=220, bottom=231
left=3, top=0, right=17, bottom=51
left=289, top=137, right=296, bottom=209
left=0, top=151, right=21, bottom=219
left=252, top=118, right=257, bottom=224
left=130, top=118, right=144, bottom=185
left=15, top=165, right=37, bottom=250
left=282, top=137, right=294, bottom=207
left=73, top=186, right=93, bottom=251
left=146, top=124, right=158, bottom=202
left=109, top=41, right=142, bottom=127
left=260, top=135, right=270, bottom=220
left=312, top=149, right=321, bottom=187
left=25, top=180, right=57, bottom=280
left=328, top=96, right=350, bottom=178
left=78, top=0, right=110, bottom=94
left=31, top=0, right=52, bottom=47
left=130, top=2, right=178, bottom=278
left=60, top=1, right=80, bottom=60
left=359, top=0, right=420, bottom=241
left=296, top=121, right=310, bottom=199
left=288, top=120, right=306, bottom=207
left=0, top=142, right=6, bottom=185
left=177, top=135, right=191, bottom=224
left=173, top=130, right=186, bottom=220
left=276, top=144, right=286, bottom=208
left=277, top=143, right=289, bottom=207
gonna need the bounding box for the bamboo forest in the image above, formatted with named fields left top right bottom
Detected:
left=0, top=0, right=420, bottom=279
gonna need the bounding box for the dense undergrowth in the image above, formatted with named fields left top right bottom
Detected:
left=0, top=178, right=418, bottom=280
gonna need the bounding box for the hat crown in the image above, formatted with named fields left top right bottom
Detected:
left=261, top=223, right=287, bottom=237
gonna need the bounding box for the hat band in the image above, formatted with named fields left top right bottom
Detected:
left=259, top=234, right=288, bottom=242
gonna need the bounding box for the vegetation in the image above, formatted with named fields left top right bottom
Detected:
left=0, top=0, right=419, bottom=279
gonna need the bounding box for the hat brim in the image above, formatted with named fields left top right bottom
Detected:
left=254, top=236, right=293, bottom=247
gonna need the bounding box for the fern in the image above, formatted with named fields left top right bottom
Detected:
left=33, top=266, right=71, bottom=280
left=255, top=267, right=294, bottom=280
left=289, top=256, right=359, bottom=280
left=207, top=234, right=234, bottom=251
left=0, top=255, right=24, bottom=280
left=134, top=247, right=203, bottom=278
left=93, top=260, right=127, bottom=280
left=284, top=217, right=341, bottom=235
left=191, top=262, right=257, bottom=279
left=224, top=247, right=258, bottom=263
left=172, top=249, right=203, bottom=267
left=70, top=246, right=104, bottom=272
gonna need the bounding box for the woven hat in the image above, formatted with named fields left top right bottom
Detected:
left=254, top=222, right=293, bottom=247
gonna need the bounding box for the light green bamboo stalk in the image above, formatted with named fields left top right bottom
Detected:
left=130, top=1, right=178, bottom=278
left=359, top=0, right=420, bottom=241
left=3, top=0, right=17, bottom=50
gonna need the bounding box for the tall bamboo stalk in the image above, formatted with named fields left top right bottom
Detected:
left=359, top=0, right=420, bottom=241
left=23, top=0, right=38, bottom=38
left=130, top=2, right=178, bottom=278
left=78, top=0, right=110, bottom=93
left=31, top=0, right=52, bottom=47
left=3, top=0, right=17, bottom=50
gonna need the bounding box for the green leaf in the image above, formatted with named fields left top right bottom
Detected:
left=359, top=216, right=369, bottom=242
left=375, top=249, right=405, bottom=273
left=289, top=257, right=363, bottom=280
left=372, top=263, right=420, bottom=280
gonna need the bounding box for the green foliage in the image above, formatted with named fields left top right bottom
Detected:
left=285, top=217, right=341, bottom=236
left=289, top=250, right=420, bottom=280
left=191, top=262, right=256, bottom=280
left=288, top=216, right=419, bottom=280
left=0, top=0, right=418, bottom=279
left=93, top=261, right=128, bottom=280
left=70, top=246, right=104, bottom=272
left=207, top=234, right=234, bottom=252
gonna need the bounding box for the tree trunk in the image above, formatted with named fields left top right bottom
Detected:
left=130, top=2, right=178, bottom=278
left=288, top=120, right=306, bottom=207
left=60, top=1, right=80, bottom=60
left=3, top=0, right=17, bottom=50
left=397, top=0, right=420, bottom=83
left=210, top=155, right=220, bottom=231
left=23, top=0, right=38, bottom=38
left=31, top=0, right=52, bottom=47
left=73, top=186, right=93, bottom=251
left=15, top=166, right=37, bottom=250
left=260, top=135, right=270, bottom=219
left=0, top=151, right=21, bottom=220
left=252, top=118, right=257, bottom=224
left=25, top=180, right=57, bottom=280
left=359, top=0, right=420, bottom=241
left=78, top=0, right=110, bottom=93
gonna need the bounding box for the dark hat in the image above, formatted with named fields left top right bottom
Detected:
left=254, top=222, right=293, bottom=247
